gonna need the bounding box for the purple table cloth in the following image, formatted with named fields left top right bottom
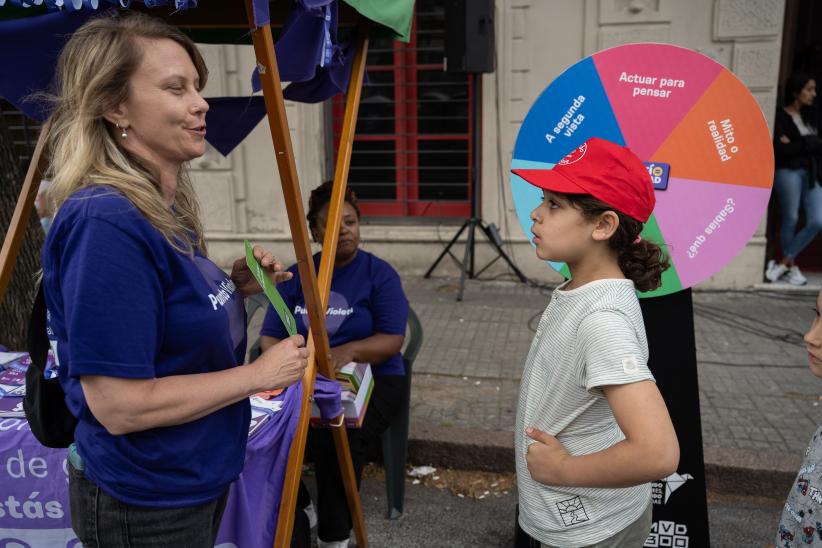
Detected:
left=0, top=375, right=341, bottom=548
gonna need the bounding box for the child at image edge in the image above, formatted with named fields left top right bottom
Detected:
left=774, top=288, right=822, bottom=548
left=512, top=137, right=680, bottom=548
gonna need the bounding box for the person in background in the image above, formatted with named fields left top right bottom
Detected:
left=774, top=288, right=822, bottom=547
left=766, top=72, right=822, bottom=285
left=42, top=13, right=308, bottom=546
left=260, top=181, right=409, bottom=548
left=34, top=180, right=52, bottom=234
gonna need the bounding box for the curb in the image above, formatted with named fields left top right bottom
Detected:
left=751, top=282, right=821, bottom=295
left=404, top=423, right=798, bottom=496
left=407, top=423, right=514, bottom=473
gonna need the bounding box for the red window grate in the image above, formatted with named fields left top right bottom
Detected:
left=332, top=0, right=475, bottom=218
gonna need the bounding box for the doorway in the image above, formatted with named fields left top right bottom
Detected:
left=768, top=0, right=822, bottom=273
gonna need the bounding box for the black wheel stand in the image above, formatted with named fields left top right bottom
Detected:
left=424, top=217, right=527, bottom=301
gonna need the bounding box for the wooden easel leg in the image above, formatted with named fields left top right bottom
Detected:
left=0, top=119, right=50, bottom=303
left=242, top=3, right=369, bottom=546
left=315, top=25, right=370, bottom=547
left=314, top=25, right=369, bottom=295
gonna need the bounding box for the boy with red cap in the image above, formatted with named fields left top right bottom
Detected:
left=512, top=137, right=680, bottom=547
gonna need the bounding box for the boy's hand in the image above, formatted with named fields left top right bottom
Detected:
left=525, top=427, right=571, bottom=485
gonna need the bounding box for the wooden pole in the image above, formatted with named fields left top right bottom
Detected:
left=273, top=23, right=371, bottom=548
left=241, top=3, right=368, bottom=546
left=313, top=17, right=370, bottom=540
left=316, top=28, right=369, bottom=298
left=0, top=119, right=50, bottom=303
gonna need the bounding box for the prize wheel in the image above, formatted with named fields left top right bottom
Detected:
left=511, top=43, right=774, bottom=297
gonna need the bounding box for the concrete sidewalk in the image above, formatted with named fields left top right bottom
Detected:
left=402, top=276, right=821, bottom=495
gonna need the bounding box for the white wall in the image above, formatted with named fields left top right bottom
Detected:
left=191, top=43, right=326, bottom=268
left=193, top=0, right=786, bottom=289
left=480, top=0, right=785, bottom=288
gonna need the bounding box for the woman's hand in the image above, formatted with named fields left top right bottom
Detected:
left=524, top=427, right=571, bottom=485
left=231, top=245, right=293, bottom=297
left=329, top=344, right=356, bottom=373
left=251, top=334, right=309, bottom=391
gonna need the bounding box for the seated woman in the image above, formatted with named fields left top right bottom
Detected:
left=260, top=181, right=409, bottom=548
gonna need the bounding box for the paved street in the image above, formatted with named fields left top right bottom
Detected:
left=247, top=273, right=820, bottom=546
left=404, top=276, right=822, bottom=478
left=349, top=468, right=784, bottom=547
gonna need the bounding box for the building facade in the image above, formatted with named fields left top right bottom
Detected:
left=194, top=0, right=789, bottom=289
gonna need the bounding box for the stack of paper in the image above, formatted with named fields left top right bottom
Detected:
left=247, top=395, right=286, bottom=438
left=336, top=362, right=369, bottom=393
left=248, top=408, right=270, bottom=437
left=0, top=352, right=26, bottom=368
left=0, top=353, right=28, bottom=397
left=311, top=363, right=374, bottom=428
left=0, top=396, right=24, bottom=418
left=0, top=373, right=25, bottom=397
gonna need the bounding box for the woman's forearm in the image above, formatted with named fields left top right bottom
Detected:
left=339, top=333, right=404, bottom=365
left=83, top=334, right=308, bottom=435
left=81, top=363, right=263, bottom=435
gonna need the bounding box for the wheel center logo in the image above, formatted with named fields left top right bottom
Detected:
left=558, top=143, right=587, bottom=165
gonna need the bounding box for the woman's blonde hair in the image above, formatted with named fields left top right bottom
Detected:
left=45, top=11, right=208, bottom=255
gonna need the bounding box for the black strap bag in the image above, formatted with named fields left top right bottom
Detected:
left=23, top=282, right=77, bottom=448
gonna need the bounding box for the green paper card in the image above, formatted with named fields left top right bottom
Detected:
left=244, top=240, right=297, bottom=336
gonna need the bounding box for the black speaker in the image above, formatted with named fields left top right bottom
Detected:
left=444, top=0, right=495, bottom=73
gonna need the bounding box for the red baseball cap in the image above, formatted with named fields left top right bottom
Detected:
left=512, top=137, right=655, bottom=222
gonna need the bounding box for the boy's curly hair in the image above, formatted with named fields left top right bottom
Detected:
left=564, top=194, right=670, bottom=292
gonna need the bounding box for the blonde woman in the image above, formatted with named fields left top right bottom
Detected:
left=41, top=13, right=308, bottom=546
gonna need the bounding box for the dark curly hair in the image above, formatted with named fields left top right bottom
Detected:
left=306, top=181, right=361, bottom=231
left=563, top=194, right=670, bottom=292
left=782, top=72, right=817, bottom=128
left=783, top=72, right=815, bottom=106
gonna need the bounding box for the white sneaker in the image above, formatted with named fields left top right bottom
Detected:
left=317, top=538, right=349, bottom=548
left=785, top=265, right=808, bottom=286
left=765, top=260, right=789, bottom=282
left=304, top=501, right=317, bottom=529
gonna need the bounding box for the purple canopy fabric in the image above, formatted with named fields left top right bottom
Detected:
left=314, top=373, right=344, bottom=419
left=249, top=0, right=270, bottom=28
left=0, top=0, right=359, bottom=153
left=201, top=96, right=267, bottom=157
left=271, top=0, right=360, bottom=104
left=0, top=9, right=91, bottom=121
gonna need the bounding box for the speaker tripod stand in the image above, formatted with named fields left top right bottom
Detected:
left=424, top=217, right=527, bottom=301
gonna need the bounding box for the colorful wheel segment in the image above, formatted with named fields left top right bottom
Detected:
left=511, top=43, right=774, bottom=298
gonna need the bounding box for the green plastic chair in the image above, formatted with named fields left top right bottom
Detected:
left=381, top=306, right=422, bottom=519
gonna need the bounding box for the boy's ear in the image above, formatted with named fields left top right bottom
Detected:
left=591, top=211, right=619, bottom=242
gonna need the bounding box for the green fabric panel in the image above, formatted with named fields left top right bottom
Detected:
left=342, top=0, right=414, bottom=42
left=637, top=212, right=683, bottom=299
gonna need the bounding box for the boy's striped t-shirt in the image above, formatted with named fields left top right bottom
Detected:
left=515, top=278, right=655, bottom=547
